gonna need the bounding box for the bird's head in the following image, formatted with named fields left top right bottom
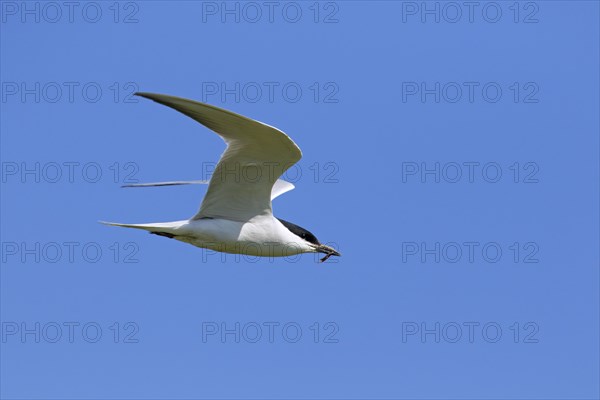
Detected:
left=277, top=218, right=341, bottom=262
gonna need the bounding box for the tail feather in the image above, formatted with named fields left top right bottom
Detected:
left=99, top=221, right=183, bottom=237
left=100, top=221, right=157, bottom=231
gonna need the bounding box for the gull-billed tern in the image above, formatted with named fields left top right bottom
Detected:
left=101, top=93, right=341, bottom=262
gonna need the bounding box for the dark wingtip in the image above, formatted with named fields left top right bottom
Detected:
left=134, top=92, right=184, bottom=108
left=134, top=92, right=156, bottom=100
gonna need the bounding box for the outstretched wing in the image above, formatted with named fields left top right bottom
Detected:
left=122, top=178, right=295, bottom=201
left=136, top=93, right=302, bottom=221
left=121, top=180, right=210, bottom=188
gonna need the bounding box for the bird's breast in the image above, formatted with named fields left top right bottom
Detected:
left=177, top=216, right=311, bottom=256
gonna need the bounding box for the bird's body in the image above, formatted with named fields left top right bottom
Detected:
left=107, top=216, right=314, bottom=257
left=103, top=92, right=340, bottom=262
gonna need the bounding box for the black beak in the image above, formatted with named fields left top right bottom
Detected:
left=316, top=244, right=341, bottom=262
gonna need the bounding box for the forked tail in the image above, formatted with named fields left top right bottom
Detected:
left=99, top=221, right=183, bottom=238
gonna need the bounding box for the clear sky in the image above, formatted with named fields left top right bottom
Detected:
left=1, top=1, right=599, bottom=399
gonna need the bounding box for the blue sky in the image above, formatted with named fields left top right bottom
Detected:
left=1, top=1, right=599, bottom=399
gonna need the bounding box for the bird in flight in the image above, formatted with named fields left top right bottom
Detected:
left=102, top=93, right=341, bottom=262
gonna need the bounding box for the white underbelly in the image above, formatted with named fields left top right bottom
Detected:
left=173, top=217, right=311, bottom=257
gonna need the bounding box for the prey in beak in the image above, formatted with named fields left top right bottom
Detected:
left=315, top=244, right=341, bottom=263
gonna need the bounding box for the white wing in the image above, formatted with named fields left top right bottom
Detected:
left=136, top=93, right=302, bottom=221
left=122, top=178, right=295, bottom=201
left=270, top=179, right=295, bottom=199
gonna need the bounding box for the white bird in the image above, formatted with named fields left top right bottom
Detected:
left=102, top=93, right=340, bottom=262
